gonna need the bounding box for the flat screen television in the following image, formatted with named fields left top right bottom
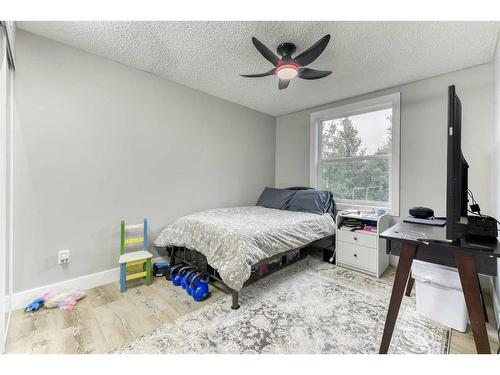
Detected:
left=446, top=85, right=469, bottom=242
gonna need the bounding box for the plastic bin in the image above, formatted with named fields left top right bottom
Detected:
left=412, top=260, right=468, bottom=332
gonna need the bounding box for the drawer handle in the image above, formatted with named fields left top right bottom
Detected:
left=354, top=254, right=358, bottom=258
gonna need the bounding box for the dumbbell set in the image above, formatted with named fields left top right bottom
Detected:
left=168, top=264, right=210, bottom=302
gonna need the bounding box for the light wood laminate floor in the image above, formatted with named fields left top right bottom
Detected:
left=6, top=277, right=228, bottom=354
left=6, top=271, right=498, bottom=354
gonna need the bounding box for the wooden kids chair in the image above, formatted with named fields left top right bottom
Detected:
left=119, top=218, right=153, bottom=293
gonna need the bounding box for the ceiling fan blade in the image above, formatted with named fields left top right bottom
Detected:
left=298, top=68, right=332, bottom=80
left=252, top=37, right=280, bottom=65
left=293, top=34, right=331, bottom=67
left=278, top=79, right=290, bottom=90
left=240, top=68, right=276, bottom=78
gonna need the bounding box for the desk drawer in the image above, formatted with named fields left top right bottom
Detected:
left=337, top=229, right=377, bottom=248
left=338, top=242, right=377, bottom=271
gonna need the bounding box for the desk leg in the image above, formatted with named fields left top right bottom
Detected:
left=478, top=275, right=489, bottom=323
left=379, top=242, right=416, bottom=354
left=455, top=251, right=491, bottom=354
left=405, top=276, right=415, bottom=297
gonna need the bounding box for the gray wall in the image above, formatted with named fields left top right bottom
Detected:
left=276, top=64, right=495, bottom=220
left=14, top=31, right=276, bottom=292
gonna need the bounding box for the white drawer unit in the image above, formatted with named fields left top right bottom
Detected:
left=337, top=228, right=377, bottom=248
left=337, top=242, right=377, bottom=271
left=335, top=211, right=390, bottom=278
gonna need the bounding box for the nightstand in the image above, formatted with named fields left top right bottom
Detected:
left=335, top=211, right=390, bottom=278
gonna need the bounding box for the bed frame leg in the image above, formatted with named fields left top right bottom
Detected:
left=231, top=290, right=240, bottom=310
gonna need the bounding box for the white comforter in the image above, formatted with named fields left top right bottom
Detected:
left=154, top=206, right=335, bottom=290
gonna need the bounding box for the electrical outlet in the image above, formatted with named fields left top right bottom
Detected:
left=58, top=249, right=70, bottom=265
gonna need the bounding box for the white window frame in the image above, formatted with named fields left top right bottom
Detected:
left=310, top=93, right=400, bottom=216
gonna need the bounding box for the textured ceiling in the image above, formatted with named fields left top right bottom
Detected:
left=17, top=21, right=500, bottom=116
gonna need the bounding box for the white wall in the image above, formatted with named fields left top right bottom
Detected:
left=276, top=64, right=495, bottom=220
left=14, top=30, right=276, bottom=293
left=0, top=28, right=7, bottom=354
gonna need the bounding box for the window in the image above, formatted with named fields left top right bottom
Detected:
left=310, top=93, right=400, bottom=215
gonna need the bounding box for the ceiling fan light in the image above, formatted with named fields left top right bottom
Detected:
left=276, top=64, right=299, bottom=80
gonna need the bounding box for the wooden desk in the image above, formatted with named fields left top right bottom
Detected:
left=379, top=222, right=500, bottom=354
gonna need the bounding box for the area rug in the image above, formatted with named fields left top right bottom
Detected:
left=112, top=258, right=450, bottom=354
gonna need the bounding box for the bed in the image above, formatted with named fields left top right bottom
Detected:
left=154, top=187, right=336, bottom=308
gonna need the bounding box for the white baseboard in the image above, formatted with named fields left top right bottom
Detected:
left=9, top=257, right=167, bottom=311
left=4, top=295, right=10, bottom=314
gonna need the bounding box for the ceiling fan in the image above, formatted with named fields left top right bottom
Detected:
left=241, top=34, right=332, bottom=90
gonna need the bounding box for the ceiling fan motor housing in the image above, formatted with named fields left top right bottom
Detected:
left=277, top=42, right=297, bottom=58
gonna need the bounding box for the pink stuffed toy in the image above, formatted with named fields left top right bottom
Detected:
left=41, top=290, right=86, bottom=310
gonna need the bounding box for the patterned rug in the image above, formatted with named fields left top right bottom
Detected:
left=113, top=258, right=450, bottom=354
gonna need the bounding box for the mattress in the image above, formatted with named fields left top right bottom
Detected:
left=154, top=206, right=335, bottom=291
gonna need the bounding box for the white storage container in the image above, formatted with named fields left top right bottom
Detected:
left=412, top=260, right=468, bottom=332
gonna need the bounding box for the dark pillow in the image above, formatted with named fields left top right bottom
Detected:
left=256, top=187, right=296, bottom=209
left=288, top=189, right=332, bottom=214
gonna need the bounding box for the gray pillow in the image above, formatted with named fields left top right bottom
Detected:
left=288, top=189, right=331, bottom=214
left=256, top=187, right=296, bottom=209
